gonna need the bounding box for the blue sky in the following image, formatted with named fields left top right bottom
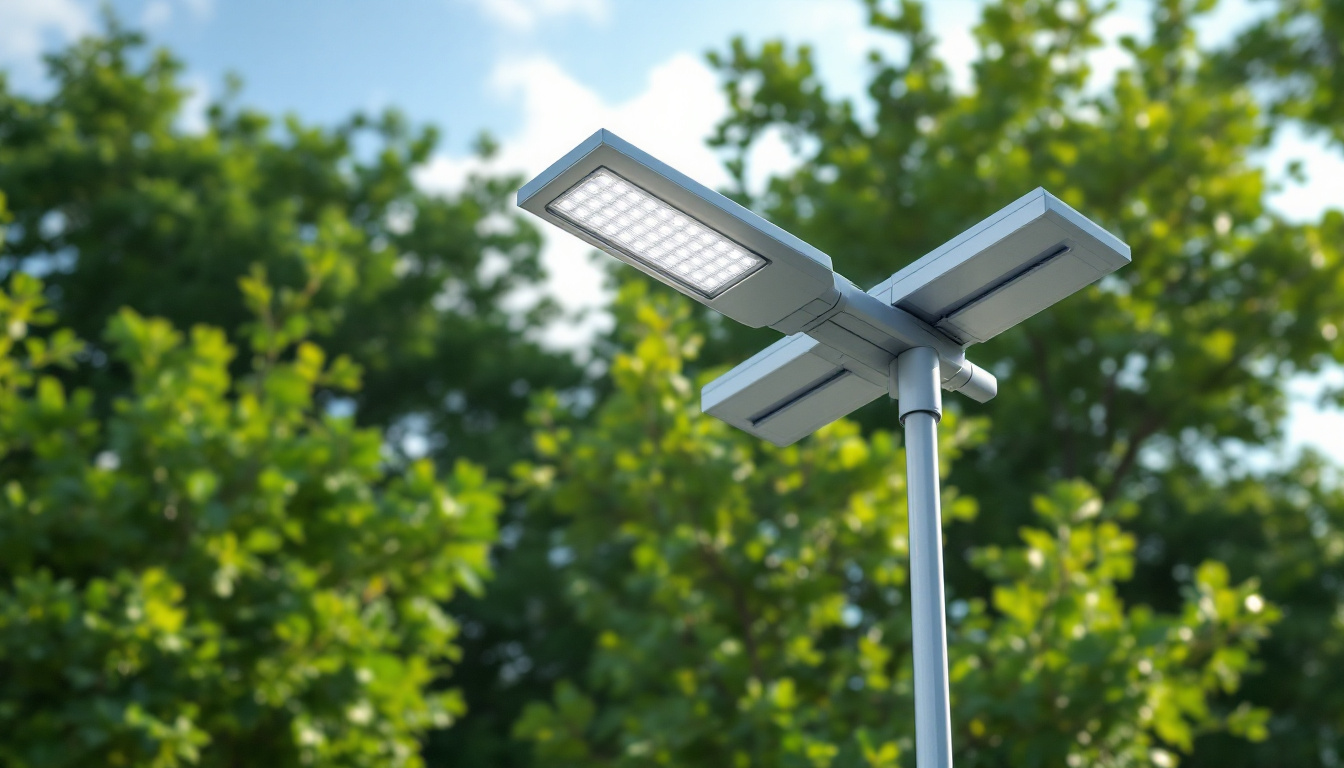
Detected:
left=2, top=0, right=1342, bottom=461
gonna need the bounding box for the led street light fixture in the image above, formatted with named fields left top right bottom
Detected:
left=547, top=168, right=767, bottom=298
left=519, top=129, right=840, bottom=331
left=523, top=130, right=1128, bottom=444
left=872, top=187, right=1131, bottom=345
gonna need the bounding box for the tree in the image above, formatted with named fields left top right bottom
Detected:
left=697, top=0, right=1344, bottom=764
left=508, top=284, right=1275, bottom=767
left=0, top=217, right=501, bottom=765
left=0, top=18, right=581, bottom=473
left=0, top=26, right=583, bottom=763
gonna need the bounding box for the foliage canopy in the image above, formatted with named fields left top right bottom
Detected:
left=0, top=239, right=500, bottom=765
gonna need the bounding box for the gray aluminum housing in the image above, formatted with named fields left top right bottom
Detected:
left=703, top=188, right=1130, bottom=446
left=518, top=129, right=839, bottom=331
left=870, top=187, right=1131, bottom=345
left=702, top=331, right=888, bottom=447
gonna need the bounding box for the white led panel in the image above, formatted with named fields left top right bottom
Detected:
left=548, top=167, right=767, bottom=298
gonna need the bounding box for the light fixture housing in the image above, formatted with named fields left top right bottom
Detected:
left=702, top=332, right=888, bottom=447
left=872, top=187, right=1131, bottom=345
left=521, top=130, right=1129, bottom=447
left=518, top=129, right=840, bottom=332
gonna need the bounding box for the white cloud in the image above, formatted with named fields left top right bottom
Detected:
left=177, top=73, right=211, bottom=134
left=141, top=0, right=215, bottom=29
left=416, top=50, right=802, bottom=351
left=487, top=52, right=729, bottom=184
left=0, top=0, right=92, bottom=84
left=1287, top=367, right=1344, bottom=466
left=461, top=0, right=608, bottom=31
left=0, top=0, right=216, bottom=87
left=1256, top=122, right=1344, bottom=224
left=142, top=0, right=173, bottom=28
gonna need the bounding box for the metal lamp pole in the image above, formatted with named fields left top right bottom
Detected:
left=895, top=347, right=953, bottom=768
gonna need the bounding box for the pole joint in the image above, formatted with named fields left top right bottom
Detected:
left=891, top=346, right=943, bottom=424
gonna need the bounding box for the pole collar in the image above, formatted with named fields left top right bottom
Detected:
left=891, top=346, right=943, bottom=424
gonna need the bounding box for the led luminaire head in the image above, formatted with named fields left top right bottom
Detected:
left=519, top=129, right=839, bottom=330
left=547, top=168, right=767, bottom=298
left=871, top=188, right=1131, bottom=345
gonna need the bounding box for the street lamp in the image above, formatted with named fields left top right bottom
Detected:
left=520, top=129, right=1131, bottom=768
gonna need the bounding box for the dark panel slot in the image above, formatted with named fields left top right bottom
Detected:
left=749, top=369, right=850, bottom=426
left=934, top=243, right=1071, bottom=322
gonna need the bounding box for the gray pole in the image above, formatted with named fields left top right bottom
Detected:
left=892, top=347, right=953, bottom=768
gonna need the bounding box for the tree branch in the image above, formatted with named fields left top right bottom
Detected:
left=696, top=540, right=764, bottom=683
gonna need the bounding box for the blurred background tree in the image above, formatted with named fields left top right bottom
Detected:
left=0, top=29, right=587, bottom=765
left=0, top=21, right=577, bottom=767
left=1, top=0, right=1342, bottom=766
left=0, top=237, right=502, bottom=764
